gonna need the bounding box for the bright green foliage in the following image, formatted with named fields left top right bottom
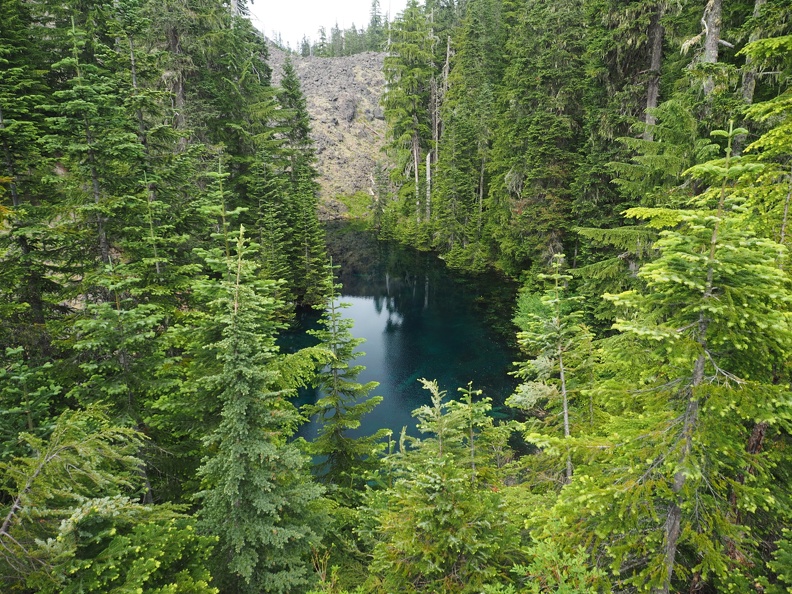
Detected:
left=196, top=230, right=327, bottom=594
left=508, top=254, right=594, bottom=483
left=483, top=531, right=608, bottom=593
left=368, top=379, right=522, bottom=593
left=767, top=529, right=792, bottom=593
left=739, top=33, right=792, bottom=253
left=0, top=348, right=61, bottom=461
left=515, top=538, right=607, bottom=593
left=0, top=407, right=145, bottom=588
left=553, top=127, right=792, bottom=591
left=305, top=267, right=387, bottom=498
left=41, top=498, right=217, bottom=594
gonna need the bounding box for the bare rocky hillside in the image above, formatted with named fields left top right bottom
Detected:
left=268, top=46, right=387, bottom=219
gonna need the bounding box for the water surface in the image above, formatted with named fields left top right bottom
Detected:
left=292, top=226, right=519, bottom=439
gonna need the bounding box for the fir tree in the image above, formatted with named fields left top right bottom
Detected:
left=277, top=57, right=327, bottom=306
left=196, top=228, right=327, bottom=594
left=368, top=380, right=522, bottom=593
left=383, top=0, right=434, bottom=230
left=304, top=266, right=387, bottom=499
left=555, top=124, right=792, bottom=592
left=507, top=254, right=594, bottom=484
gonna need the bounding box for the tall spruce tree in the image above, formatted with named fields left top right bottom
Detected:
left=277, top=58, right=327, bottom=306
left=485, top=0, right=586, bottom=274
left=383, top=0, right=434, bottom=232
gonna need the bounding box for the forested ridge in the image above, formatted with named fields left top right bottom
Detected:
left=1, top=0, right=792, bottom=593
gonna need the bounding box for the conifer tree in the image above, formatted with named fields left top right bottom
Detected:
left=383, top=0, right=434, bottom=230
left=486, top=0, right=586, bottom=273
left=275, top=58, right=327, bottom=305
left=433, top=0, right=504, bottom=269
left=507, top=254, right=594, bottom=483
left=0, top=407, right=217, bottom=593
left=0, top=0, right=67, bottom=357
left=367, top=0, right=387, bottom=50
left=368, top=380, right=522, bottom=593
left=304, top=266, right=387, bottom=499
left=554, top=124, right=792, bottom=592
left=196, top=228, right=327, bottom=594
left=0, top=407, right=142, bottom=585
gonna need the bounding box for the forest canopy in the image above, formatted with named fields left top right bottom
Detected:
left=1, top=0, right=792, bottom=592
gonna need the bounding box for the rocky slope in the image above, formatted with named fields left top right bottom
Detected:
left=268, top=46, right=387, bottom=218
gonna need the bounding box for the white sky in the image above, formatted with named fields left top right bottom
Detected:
left=247, top=0, right=409, bottom=50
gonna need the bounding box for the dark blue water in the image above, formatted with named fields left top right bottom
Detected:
left=291, top=225, right=519, bottom=439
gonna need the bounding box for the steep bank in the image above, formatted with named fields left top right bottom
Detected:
left=268, top=46, right=387, bottom=219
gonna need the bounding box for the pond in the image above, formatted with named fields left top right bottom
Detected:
left=290, top=224, right=521, bottom=440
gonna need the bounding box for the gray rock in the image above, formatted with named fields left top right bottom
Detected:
left=266, top=44, right=388, bottom=203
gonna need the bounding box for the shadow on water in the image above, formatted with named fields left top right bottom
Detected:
left=284, top=223, right=520, bottom=440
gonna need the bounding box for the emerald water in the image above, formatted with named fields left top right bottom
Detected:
left=292, top=226, right=520, bottom=439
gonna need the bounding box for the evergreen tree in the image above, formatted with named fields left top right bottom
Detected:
left=0, top=407, right=141, bottom=585
left=433, top=0, right=504, bottom=269
left=196, top=229, right=327, bottom=594
left=383, top=0, right=434, bottom=231
left=554, top=124, right=792, bottom=592
left=277, top=58, right=327, bottom=305
left=368, top=380, right=523, bottom=593
left=304, top=267, right=387, bottom=498
left=367, top=0, right=387, bottom=50
left=0, top=0, right=62, bottom=357
left=485, top=0, right=586, bottom=274
left=507, top=254, right=594, bottom=484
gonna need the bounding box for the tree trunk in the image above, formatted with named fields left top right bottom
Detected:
left=734, top=0, right=768, bottom=153
left=413, top=133, right=421, bottom=223
left=740, top=0, right=767, bottom=105
left=166, top=24, right=187, bottom=143
left=558, top=350, right=573, bottom=483
left=657, top=129, right=732, bottom=593
left=477, top=157, right=485, bottom=240
left=0, top=105, right=20, bottom=206
left=702, top=0, right=723, bottom=96
left=780, top=168, right=791, bottom=249
left=84, top=119, right=111, bottom=266
left=643, top=4, right=665, bottom=141
left=426, top=151, right=431, bottom=221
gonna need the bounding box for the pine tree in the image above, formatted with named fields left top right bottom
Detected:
left=0, top=0, right=68, bottom=357
left=0, top=407, right=144, bottom=586
left=433, top=0, right=504, bottom=269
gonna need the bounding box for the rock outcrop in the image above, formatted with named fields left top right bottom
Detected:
left=268, top=46, right=388, bottom=210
